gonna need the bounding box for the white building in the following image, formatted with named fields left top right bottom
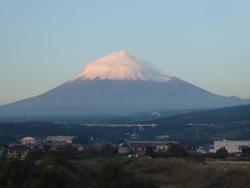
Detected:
left=214, top=139, right=250, bottom=153
left=46, top=136, right=74, bottom=144
left=156, top=145, right=169, bottom=152
left=21, top=137, right=36, bottom=145
left=196, top=146, right=208, bottom=154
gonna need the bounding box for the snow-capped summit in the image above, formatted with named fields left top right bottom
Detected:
left=70, top=50, right=172, bottom=82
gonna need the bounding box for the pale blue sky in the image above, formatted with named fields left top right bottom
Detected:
left=0, top=0, right=250, bottom=105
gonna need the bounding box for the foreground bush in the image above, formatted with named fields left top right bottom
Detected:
left=0, top=155, right=159, bottom=188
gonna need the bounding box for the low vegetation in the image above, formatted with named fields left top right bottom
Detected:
left=1, top=152, right=250, bottom=188
left=125, top=158, right=250, bottom=188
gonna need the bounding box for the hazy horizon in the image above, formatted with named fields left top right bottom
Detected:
left=1, top=0, right=250, bottom=105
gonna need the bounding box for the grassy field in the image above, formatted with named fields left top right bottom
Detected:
left=129, top=158, right=250, bottom=188
left=75, top=158, right=250, bottom=188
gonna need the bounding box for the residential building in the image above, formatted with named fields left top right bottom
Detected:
left=8, top=145, right=31, bottom=159
left=240, top=146, right=250, bottom=156
left=21, top=137, right=36, bottom=145
left=46, top=136, right=74, bottom=144
left=156, top=145, right=169, bottom=152
left=127, top=140, right=177, bottom=154
left=131, top=146, right=146, bottom=156
left=214, top=139, right=250, bottom=153
left=127, top=140, right=177, bottom=146
left=118, top=143, right=131, bottom=154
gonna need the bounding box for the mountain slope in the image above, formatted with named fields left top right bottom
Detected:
left=0, top=51, right=249, bottom=119
left=0, top=78, right=248, bottom=118
left=154, top=104, right=250, bottom=125
left=146, top=104, right=250, bottom=142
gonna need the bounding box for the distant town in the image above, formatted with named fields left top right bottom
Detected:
left=1, top=129, right=250, bottom=161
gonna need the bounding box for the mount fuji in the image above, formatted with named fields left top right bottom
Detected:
left=0, top=50, right=249, bottom=119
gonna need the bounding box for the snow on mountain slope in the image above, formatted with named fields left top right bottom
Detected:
left=70, top=50, right=172, bottom=82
